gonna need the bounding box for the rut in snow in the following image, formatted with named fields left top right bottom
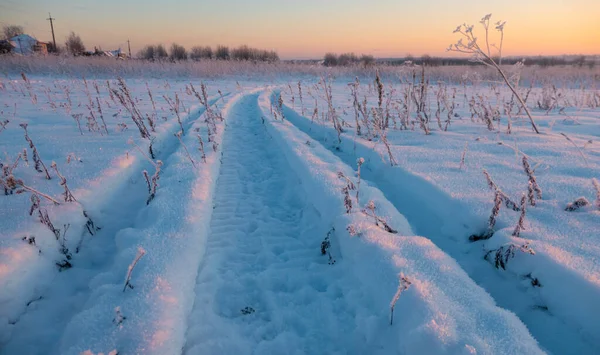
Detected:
left=276, top=96, right=599, bottom=355
left=0, top=103, right=214, bottom=355
left=184, top=93, right=383, bottom=354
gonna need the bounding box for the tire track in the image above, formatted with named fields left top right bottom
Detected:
left=276, top=93, right=598, bottom=355
left=184, top=92, right=382, bottom=354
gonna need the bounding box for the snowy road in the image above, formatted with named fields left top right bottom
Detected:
left=184, top=93, right=379, bottom=354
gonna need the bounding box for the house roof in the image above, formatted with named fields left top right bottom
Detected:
left=9, top=34, right=44, bottom=55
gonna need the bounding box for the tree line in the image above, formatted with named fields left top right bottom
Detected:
left=138, top=44, right=279, bottom=62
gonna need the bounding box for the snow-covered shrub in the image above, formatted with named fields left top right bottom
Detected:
left=565, top=197, right=590, bottom=212
left=470, top=191, right=502, bottom=241
left=484, top=243, right=535, bottom=270
left=361, top=200, right=398, bottom=234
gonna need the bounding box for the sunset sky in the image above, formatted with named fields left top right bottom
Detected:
left=1, top=0, right=598, bottom=59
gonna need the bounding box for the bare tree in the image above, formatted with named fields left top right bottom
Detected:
left=155, top=44, right=168, bottom=60
left=3, top=25, right=24, bottom=39
left=323, top=53, right=338, bottom=67
left=138, top=45, right=156, bottom=60
left=169, top=43, right=187, bottom=61
left=65, top=31, right=85, bottom=56
left=215, top=45, right=230, bottom=60
left=190, top=46, right=213, bottom=61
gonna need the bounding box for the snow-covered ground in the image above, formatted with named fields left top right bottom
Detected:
left=0, top=67, right=598, bottom=354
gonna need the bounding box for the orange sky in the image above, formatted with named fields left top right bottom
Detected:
left=1, top=0, right=598, bottom=59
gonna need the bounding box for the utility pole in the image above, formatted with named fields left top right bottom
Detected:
left=47, top=13, right=57, bottom=52
left=127, top=39, right=132, bottom=58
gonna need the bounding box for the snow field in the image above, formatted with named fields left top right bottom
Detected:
left=277, top=81, right=600, bottom=354
left=256, top=89, right=544, bottom=354
left=0, top=78, right=234, bottom=354
left=1, top=72, right=598, bottom=354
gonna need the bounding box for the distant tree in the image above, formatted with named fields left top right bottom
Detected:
left=0, top=41, right=12, bottom=54
left=231, top=45, right=251, bottom=61
left=360, top=54, right=375, bottom=66
left=190, top=46, right=213, bottom=61
left=47, top=42, right=62, bottom=54
left=65, top=31, right=85, bottom=56
left=323, top=53, right=338, bottom=67
left=155, top=44, right=168, bottom=60
left=421, top=54, right=432, bottom=66
left=138, top=45, right=156, bottom=60
left=170, top=43, right=187, bottom=61
left=215, top=45, right=230, bottom=60
left=3, top=25, right=24, bottom=40
left=338, top=53, right=358, bottom=66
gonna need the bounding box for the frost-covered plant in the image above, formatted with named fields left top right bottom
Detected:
left=522, top=156, right=542, bottom=206
left=20, top=123, right=51, bottom=180
left=82, top=210, right=100, bottom=239
left=560, top=133, right=589, bottom=167
left=146, top=82, right=158, bottom=122
left=448, top=14, right=540, bottom=134
left=0, top=174, right=61, bottom=204
left=337, top=171, right=355, bottom=213
left=362, top=200, right=398, bottom=233
left=482, top=169, right=520, bottom=211
left=57, top=223, right=73, bottom=270
left=390, top=274, right=412, bottom=325
left=123, top=247, right=146, bottom=292
left=356, top=158, right=364, bottom=206
left=164, top=93, right=184, bottom=134
left=593, top=178, right=600, bottom=210
left=565, top=197, right=590, bottom=212
left=348, top=78, right=363, bottom=136
left=29, top=194, right=40, bottom=215
left=0, top=119, right=8, bottom=134
left=485, top=243, right=535, bottom=270
left=71, top=113, right=84, bottom=135
left=145, top=160, right=162, bottom=205
left=459, top=142, right=468, bottom=170
left=195, top=128, right=207, bottom=163
left=51, top=161, right=76, bottom=202
left=470, top=191, right=502, bottom=241
left=412, top=67, right=431, bottom=135
left=96, top=97, right=109, bottom=135
left=112, top=78, right=151, bottom=139
left=375, top=70, right=384, bottom=125
left=174, top=130, right=197, bottom=168
left=277, top=92, right=285, bottom=120
left=66, top=152, right=82, bottom=164
left=321, top=76, right=343, bottom=145
left=320, top=227, right=336, bottom=265
left=113, top=307, right=126, bottom=327
left=298, top=81, right=305, bottom=116
left=512, top=195, right=527, bottom=237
